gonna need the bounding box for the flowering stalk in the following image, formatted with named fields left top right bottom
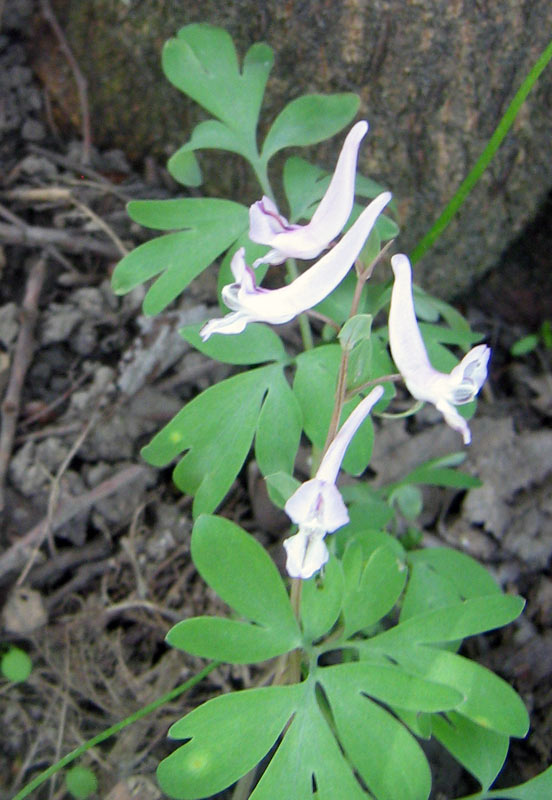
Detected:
left=200, top=192, right=391, bottom=340
left=284, top=385, right=384, bottom=579
left=249, top=121, right=369, bottom=267
left=389, top=253, right=490, bottom=444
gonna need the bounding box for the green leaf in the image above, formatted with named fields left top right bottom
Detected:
left=265, top=471, right=301, bottom=508
left=255, top=369, right=302, bottom=476
left=339, top=314, right=373, bottom=352
left=158, top=685, right=303, bottom=800
left=300, top=557, right=344, bottom=642
left=166, top=617, right=295, bottom=663
left=510, top=334, right=539, bottom=357
left=1, top=646, right=32, bottom=682
left=400, top=559, right=465, bottom=622
left=283, top=156, right=328, bottom=222
left=175, top=119, right=257, bottom=162
left=320, top=661, right=463, bottom=712
left=339, top=485, right=395, bottom=531
left=341, top=545, right=407, bottom=637
left=191, top=515, right=300, bottom=636
left=293, top=345, right=340, bottom=446
left=112, top=199, right=248, bottom=315
left=141, top=367, right=273, bottom=516
left=407, top=547, right=501, bottom=601
left=261, top=94, right=360, bottom=162
left=432, top=711, right=508, bottom=790
left=368, top=594, right=525, bottom=647
left=180, top=322, right=287, bottom=365
left=389, top=484, right=423, bottom=520
left=322, top=679, right=431, bottom=800
left=365, top=645, right=529, bottom=737
left=163, top=25, right=273, bottom=133
left=484, top=764, right=552, bottom=799
left=250, top=690, right=368, bottom=800
left=293, top=346, right=376, bottom=475
left=167, top=149, right=203, bottom=187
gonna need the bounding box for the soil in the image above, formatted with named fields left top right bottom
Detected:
left=1, top=3, right=551, bottom=799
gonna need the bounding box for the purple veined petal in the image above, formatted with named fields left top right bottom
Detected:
left=250, top=121, right=369, bottom=267
left=389, top=253, right=491, bottom=444
left=200, top=192, right=391, bottom=340
left=316, top=386, right=385, bottom=485
left=284, top=479, right=349, bottom=533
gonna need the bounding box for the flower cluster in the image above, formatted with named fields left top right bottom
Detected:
left=200, top=122, right=391, bottom=341
left=200, top=121, right=490, bottom=579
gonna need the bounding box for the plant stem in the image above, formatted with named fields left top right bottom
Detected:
left=12, top=662, right=219, bottom=800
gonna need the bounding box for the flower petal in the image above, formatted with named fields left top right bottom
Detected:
left=250, top=121, right=369, bottom=267
left=200, top=192, right=391, bottom=339
left=316, top=386, right=384, bottom=485
left=389, top=253, right=490, bottom=444
left=284, top=531, right=329, bottom=580
left=284, top=479, right=349, bottom=533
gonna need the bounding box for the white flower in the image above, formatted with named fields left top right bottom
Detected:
left=200, top=192, right=392, bottom=340
left=284, top=386, right=384, bottom=579
left=388, top=253, right=490, bottom=445
left=249, top=121, right=369, bottom=267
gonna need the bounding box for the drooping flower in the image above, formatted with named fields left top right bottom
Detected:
left=200, top=192, right=392, bottom=341
left=249, top=121, right=369, bottom=267
left=388, top=253, right=490, bottom=445
left=284, top=385, right=384, bottom=579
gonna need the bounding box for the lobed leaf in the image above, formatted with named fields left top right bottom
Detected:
left=255, top=369, right=302, bottom=476
left=341, top=544, right=407, bottom=638
left=163, top=25, right=273, bottom=133
left=250, top=689, right=368, bottom=800
left=158, top=685, right=302, bottom=800
left=166, top=617, right=296, bottom=664
left=293, top=346, right=376, bottom=475
left=180, top=322, right=287, bottom=365
left=300, top=557, right=344, bottom=643
left=323, top=680, right=431, bottom=800
left=191, top=515, right=299, bottom=637
left=368, top=594, right=525, bottom=648
left=112, top=199, right=248, bottom=315
left=261, top=93, right=359, bottom=163
left=141, top=367, right=273, bottom=516
left=320, top=661, right=463, bottom=713
left=366, top=645, right=530, bottom=738
left=432, top=711, right=508, bottom=791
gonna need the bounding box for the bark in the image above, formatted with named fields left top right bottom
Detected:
left=43, top=0, right=552, bottom=297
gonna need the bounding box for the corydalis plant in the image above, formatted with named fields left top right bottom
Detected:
left=107, top=23, right=541, bottom=800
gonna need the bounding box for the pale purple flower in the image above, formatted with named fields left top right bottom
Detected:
left=389, top=253, right=490, bottom=445
left=200, top=192, right=392, bottom=341
left=249, top=121, right=369, bottom=267
left=284, top=386, right=384, bottom=579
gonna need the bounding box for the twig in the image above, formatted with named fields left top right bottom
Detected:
left=0, top=464, right=148, bottom=583
left=71, top=197, right=129, bottom=256
left=40, top=406, right=100, bottom=562
left=0, top=258, right=47, bottom=510
left=27, top=145, right=131, bottom=199
left=0, top=220, right=122, bottom=258
left=39, top=0, right=92, bottom=163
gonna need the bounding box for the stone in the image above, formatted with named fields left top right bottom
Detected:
left=43, top=0, right=552, bottom=298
